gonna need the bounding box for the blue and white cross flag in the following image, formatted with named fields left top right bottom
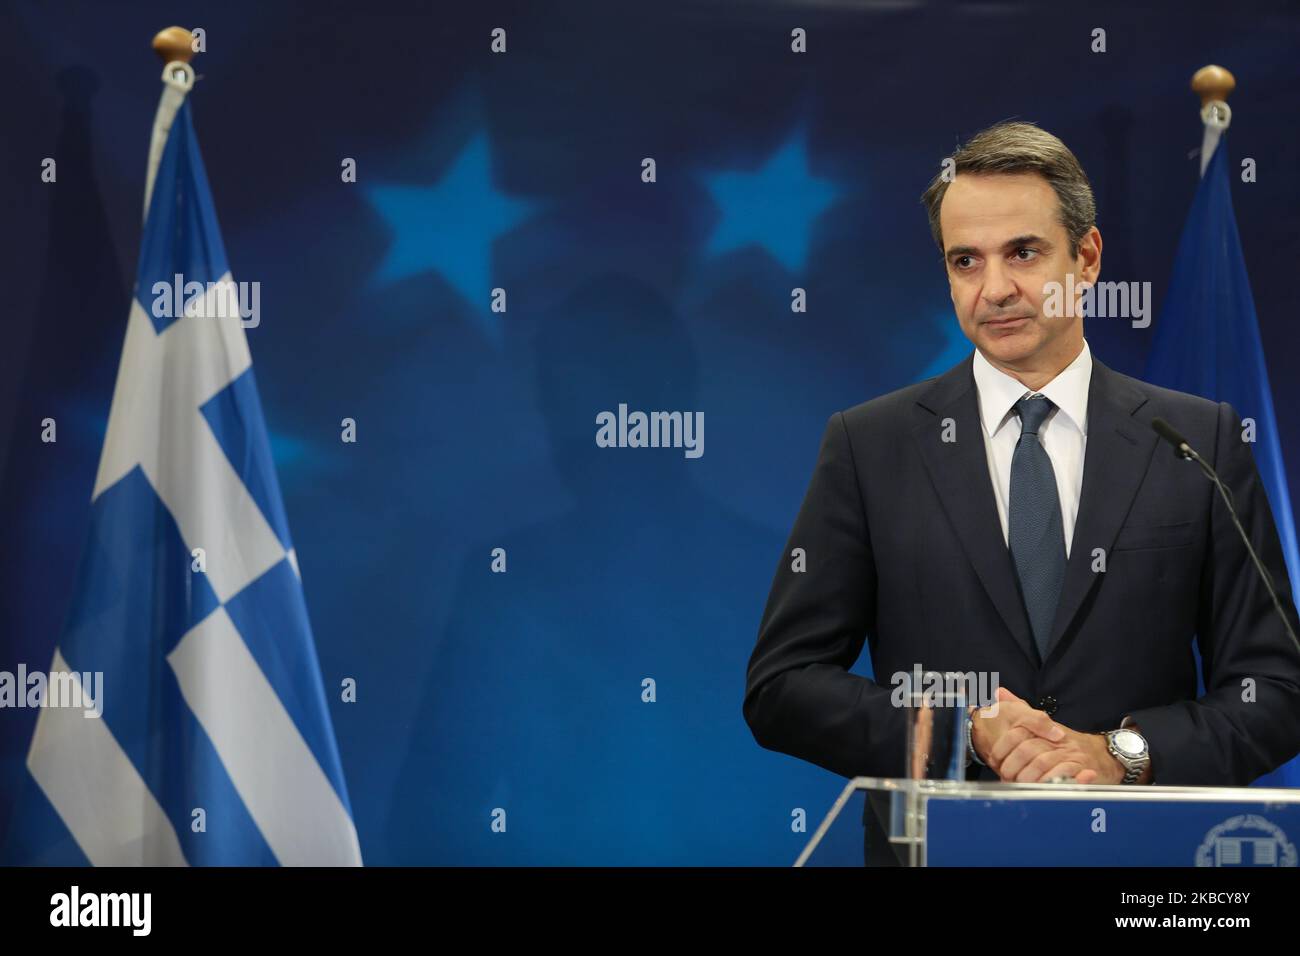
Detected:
left=8, top=61, right=362, bottom=865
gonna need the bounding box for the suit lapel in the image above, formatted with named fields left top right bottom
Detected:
left=1043, top=359, right=1156, bottom=665
left=913, top=356, right=1039, bottom=669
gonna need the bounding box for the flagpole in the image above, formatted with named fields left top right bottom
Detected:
left=1191, top=64, right=1235, bottom=178
left=144, top=26, right=199, bottom=220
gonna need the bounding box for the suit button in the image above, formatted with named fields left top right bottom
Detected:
left=1037, top=696, right=1058, bottom=715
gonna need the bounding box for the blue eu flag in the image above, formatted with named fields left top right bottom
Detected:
left=1145, top=135, right=1300, bottom=788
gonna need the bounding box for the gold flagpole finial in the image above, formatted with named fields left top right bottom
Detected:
left=152, top=26, right=196, bottom=65
left=1191, top=65, right=1235, bottom=108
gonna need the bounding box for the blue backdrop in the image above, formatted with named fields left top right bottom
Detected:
left=2, top=0, right=1299, bottom=864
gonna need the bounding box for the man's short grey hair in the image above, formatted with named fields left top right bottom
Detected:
left=921, top=120, right=1096, bottom=259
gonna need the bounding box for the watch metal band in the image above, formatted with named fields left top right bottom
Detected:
left=967, top=707, right=984, bottom=768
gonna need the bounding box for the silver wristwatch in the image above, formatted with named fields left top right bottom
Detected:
left=1103, top=728, right=1149, bottom=784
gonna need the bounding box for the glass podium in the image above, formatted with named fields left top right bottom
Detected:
left=796, top=777, right=1300, bottom=866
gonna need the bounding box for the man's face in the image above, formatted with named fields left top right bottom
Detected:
left=939, top=172, right=1098, bottom=369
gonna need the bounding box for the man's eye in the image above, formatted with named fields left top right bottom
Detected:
left=1014, top=248, right=1039, bottom=261
left=954, top=256, right=973, bottom=269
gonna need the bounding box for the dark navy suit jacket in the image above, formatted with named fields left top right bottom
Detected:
left=744, top=353, right=1300, bottom=865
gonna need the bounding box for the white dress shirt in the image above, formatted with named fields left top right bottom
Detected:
left=971, top=340, right=1092, bottom=558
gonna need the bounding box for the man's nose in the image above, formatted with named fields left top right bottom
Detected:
left=981, top=260, right=1019, bottom=308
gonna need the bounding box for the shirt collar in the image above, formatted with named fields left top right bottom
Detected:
left=971, top=339, right=1092, bottom=438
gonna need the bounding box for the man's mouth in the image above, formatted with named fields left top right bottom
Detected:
left=982, top=314, right=1033, bottom=328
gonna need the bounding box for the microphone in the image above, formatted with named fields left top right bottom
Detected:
left=1151, top=417, right=1193, bottom=459
left=1150, top=418, right=1300, bottom=656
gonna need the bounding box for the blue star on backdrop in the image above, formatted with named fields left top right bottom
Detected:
left=366, top=132, right=536, bottom=346
left=701, top=130, right=844, bottom=273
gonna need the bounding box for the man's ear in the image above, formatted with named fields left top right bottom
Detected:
left=1077, top=225, right=1103, bottom=285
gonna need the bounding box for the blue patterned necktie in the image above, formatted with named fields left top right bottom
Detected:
left=1008, top=394, right=1066, bottom=662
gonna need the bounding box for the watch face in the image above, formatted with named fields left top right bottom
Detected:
left=1112, top=729, right=1145, bottom=757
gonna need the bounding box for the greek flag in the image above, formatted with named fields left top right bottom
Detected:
left=5, top=69, right=361, bottom=864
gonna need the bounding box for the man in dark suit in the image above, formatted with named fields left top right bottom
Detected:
left=743, top=120, right=1300, bottom=865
